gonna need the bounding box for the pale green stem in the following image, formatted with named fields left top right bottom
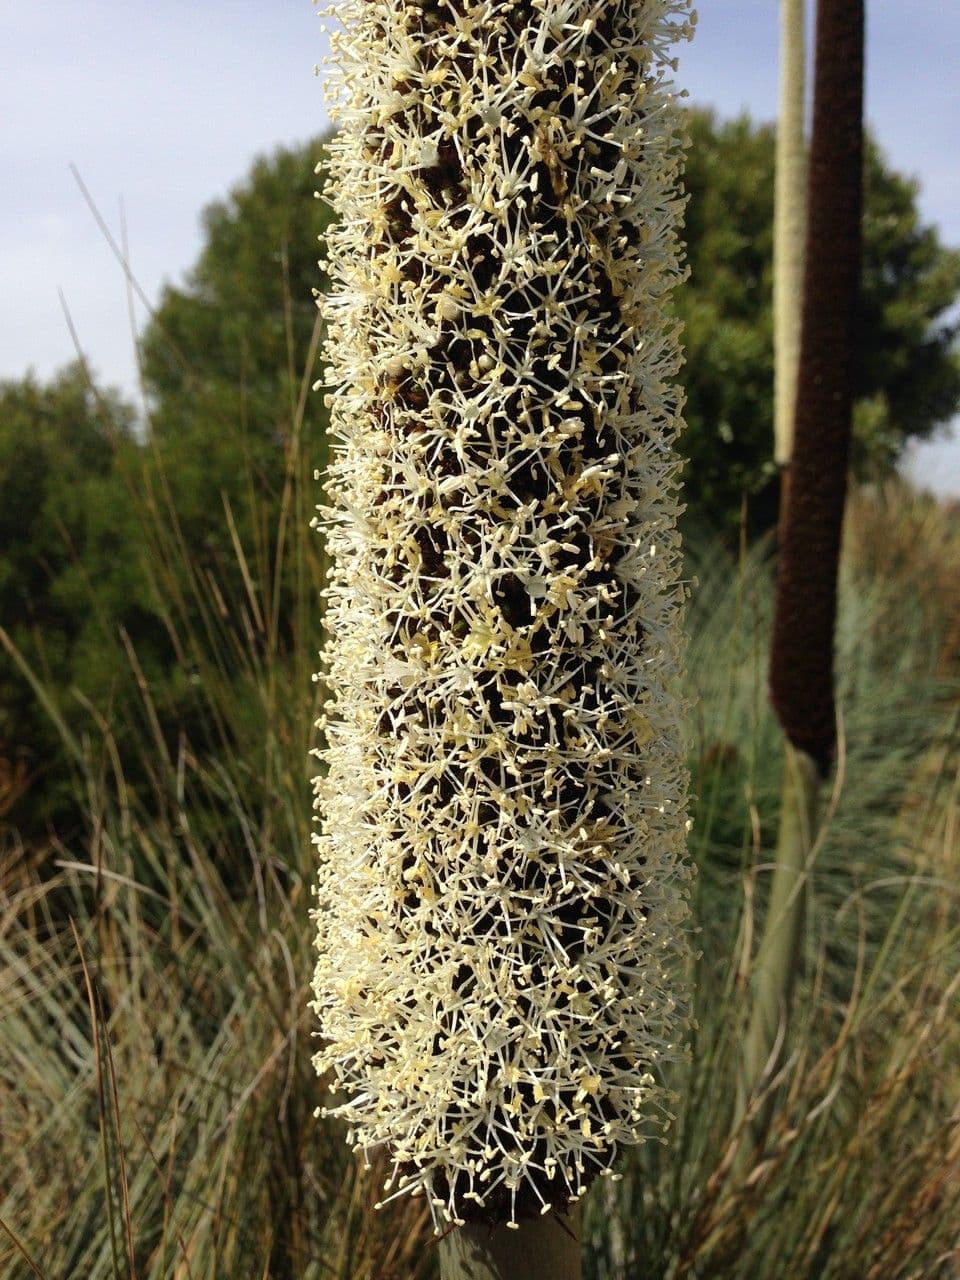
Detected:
left=736, top=742, right=820, bottom=1153
left=773, top=0, right=807, bottom=467
left=602, top=1176, right=626, bottom=1278
left=438, top=1209, right=581, bottom=1280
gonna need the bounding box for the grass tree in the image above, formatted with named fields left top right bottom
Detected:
left=309, top=0, right=696, bottom=1274
left=738, top=0, right=865, bottom=1148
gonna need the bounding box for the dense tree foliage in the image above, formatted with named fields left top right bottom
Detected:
left=137, top=141, right=335, bottom=787
left=141, top=140, right=335, bottom=566
left=680, top=110, right=960, bottom=531
left=1, top=146, right=336, bottom=835
left=144, top=140, right=333, bottom=419
left=0, top=367, right=170, bottom=827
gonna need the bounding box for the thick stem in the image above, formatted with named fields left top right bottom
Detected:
left=438, top=1211, right=581, bottom=1280
left=736, top=742, right=820, bottom=1150
left=769, top=0, right=864, bottom=773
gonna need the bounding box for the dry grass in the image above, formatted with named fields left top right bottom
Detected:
left=1, top=411, right=957, bottom=1280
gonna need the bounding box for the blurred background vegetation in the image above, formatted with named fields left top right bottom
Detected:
left=1, top=108, right=958, bottom=1277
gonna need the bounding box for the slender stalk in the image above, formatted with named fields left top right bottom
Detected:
left=737, top=0, right=864, bottom=1154
left=773, top=0, right=807, bottom=470
left=737, top=742, right=819, bottom=1141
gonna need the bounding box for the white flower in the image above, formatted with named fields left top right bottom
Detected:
left=311, top=0, right=695, bottom=1234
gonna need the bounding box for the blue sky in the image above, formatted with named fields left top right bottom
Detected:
left=1, top=0, right=957, bottom=493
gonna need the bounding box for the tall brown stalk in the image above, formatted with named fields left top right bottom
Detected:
left=738, top=0, right=865, bottom=1150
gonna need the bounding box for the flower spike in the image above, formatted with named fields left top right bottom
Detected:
left=311, top=0, right=696, bottom=1233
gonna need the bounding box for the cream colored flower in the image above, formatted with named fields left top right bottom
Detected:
left=311, top=0, right=695, bottom=1233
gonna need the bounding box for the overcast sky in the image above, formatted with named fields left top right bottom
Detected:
left=1, top=0, right=957, bottom=494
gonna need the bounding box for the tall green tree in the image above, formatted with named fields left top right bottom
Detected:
left=139, top=138, right=334, bottom=675
left=1, top=145, right=336, bottom=838
left=141, top=139, right=335, bottom=551
left=679, top=110, right=960, bottom=532
left=143, top=139, right=333, bottom=428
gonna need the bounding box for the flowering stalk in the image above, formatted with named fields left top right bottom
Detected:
left=738, top=0, right=864, bottom=1156
left=310, top=0, right=696, bottom=1244
left=734, top=0, right=809, bottom=1161
left=772, top=0, right=806, bottom=470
